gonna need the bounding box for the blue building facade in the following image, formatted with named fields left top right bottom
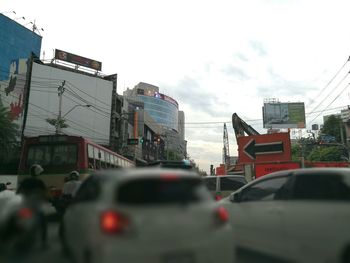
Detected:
left=0, top=14, right=42, bottom=129
left=0, top=14, right=42, bottom=81
left=138, top=94, right=178, bottom=131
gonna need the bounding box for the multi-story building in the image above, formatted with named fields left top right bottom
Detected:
left=123, top=82, right=187, bottom=161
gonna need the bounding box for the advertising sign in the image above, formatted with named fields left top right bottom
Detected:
left=25, top=62, right=112, bottom=145
left=238, top=132, right=292, bottom=164
left=263, top=102, right=305, bottom=129
left=0, top=14, right=42, bottom=135
left=55, top=49, right=102, bottom=71
left=255, top=162, right=300, bottom=178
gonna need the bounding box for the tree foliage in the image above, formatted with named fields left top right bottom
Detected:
left=46, top=118, right=69, bottom=130
left=320, top=115, right=345, bottom=143
left=0, top=105, right=19, bottom=160
left=307, top=146, right=345, bottom=162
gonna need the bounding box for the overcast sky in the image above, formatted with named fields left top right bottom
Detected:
left=3, top=0, right=350, bottom=173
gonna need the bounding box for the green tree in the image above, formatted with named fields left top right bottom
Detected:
left=308, top=146, right=344, bottom=161
left=320, top=115, right=345, bottom=143
left=0, top=105, right=19, bottom=160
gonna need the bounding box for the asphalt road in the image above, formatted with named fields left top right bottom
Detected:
left=1, top=221, right=69, bottom=263
left=0, top=220, right=262, bottom=263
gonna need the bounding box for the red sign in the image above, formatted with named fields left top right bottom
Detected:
left=255, top=162, right=300, bottom=178
left=216, top=165, right=226, bottom=175
left=238, top=132, right=292, bottom=164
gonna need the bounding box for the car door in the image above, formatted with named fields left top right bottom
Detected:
left=284, top=172, right=350, bottom=263
left=64, top=175, right=102, bottom=253
left=225, top=175, right=291, bottom=260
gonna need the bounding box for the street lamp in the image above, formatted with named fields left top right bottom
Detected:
left=62, top=104, right=91, bottom=118
left=55, top=104, right=91, bottom=134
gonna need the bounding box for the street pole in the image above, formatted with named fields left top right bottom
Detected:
left=56, top=80, right=65, bottom=134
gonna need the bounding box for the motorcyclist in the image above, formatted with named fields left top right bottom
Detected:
left=17, top=164, right=47, bottom=201
left=16, top=164, right=48, bottom=249
left=57, top=171, right=82, bottom=215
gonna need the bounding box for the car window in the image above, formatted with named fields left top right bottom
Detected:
left=203, top=177, right=216, bottom=191
left=293, top=173, right=350, bottom=201
left=116, top=178, right=210, bottom=205
left=240, top=176, right=289, bottom=202
left=220, top=177, right=247, bottom=191
left=74, top=176, right=101, bottom=203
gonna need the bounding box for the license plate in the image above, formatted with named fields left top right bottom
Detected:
left=162, top=251, right=195, bottom=263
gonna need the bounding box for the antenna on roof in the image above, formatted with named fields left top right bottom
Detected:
left=14, top=16, right=25, bottom=21
left=0, top=11, right=16, bottom=15
left=28, top=20, right=44, bottom=36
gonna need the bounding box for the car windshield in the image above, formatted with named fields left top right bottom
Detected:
left=116, top=178, right=209, bottom=205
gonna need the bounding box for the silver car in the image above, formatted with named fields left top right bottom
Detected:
left=61, top=167, right=235, bottom=263
left=220, top=167, right=350, bottom=263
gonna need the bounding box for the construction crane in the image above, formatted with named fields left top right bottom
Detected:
left=232, top=113, right=260, bottom=142
left=223, top=123, right=230, bottom=165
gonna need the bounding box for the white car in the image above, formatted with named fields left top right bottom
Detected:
left=220, top=167, right=350, bottom=263
left=61, top=168, right=235, bottom=263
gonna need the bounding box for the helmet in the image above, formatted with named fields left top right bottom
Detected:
left=30, top=164, right=44, bottom=177
left=69, top=171, right=79, bottom=181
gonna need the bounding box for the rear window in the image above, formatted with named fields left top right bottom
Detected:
left=116, top=178, right=209, bottom=205
left=220, top=177, right=247, bottom=191
left=203, top=177, right=217, bottom=191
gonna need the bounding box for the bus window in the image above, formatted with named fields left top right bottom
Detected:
left=27, top=145, right=51, bottom=166
left=88, top=144, right=95, bottom=169
left=105, top=152, right=111, bottom=168
left=52, top=145, right=77, bottom=165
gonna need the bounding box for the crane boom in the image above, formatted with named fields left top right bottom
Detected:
left=232, top=113, right=259, bottom=142
left=223, top=123, right=230, bottom=165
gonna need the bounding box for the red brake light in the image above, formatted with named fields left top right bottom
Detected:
left=215, top=206, right=229, bottom=224
left=215, top=193, right=222, bottom=201
left=17, top=207, right=33, bottom=219
left=100, top=211, right=129, bottom=234
left=160, top=174, right=180, bottom=181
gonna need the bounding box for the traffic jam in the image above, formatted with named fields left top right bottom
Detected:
left=0, top=136, right=350, bottom=263
left=1, top=5, right=350, bottom=261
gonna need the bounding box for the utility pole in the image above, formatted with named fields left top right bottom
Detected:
left=56, top=80, right=65, bottom=134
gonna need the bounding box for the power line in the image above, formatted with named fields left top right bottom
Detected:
left=306, top=70, right=349, bottom=116
left=307, top=56, right=350, bottom=108
left=309, top=83, right=350, bottom=124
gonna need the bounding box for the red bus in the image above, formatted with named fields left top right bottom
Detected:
left=18, top=135, right=134, bottom=192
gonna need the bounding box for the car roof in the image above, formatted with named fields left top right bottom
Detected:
left=91, top=167, right=201, bottom=183
left=254, top=167, right=350, bottom=182
left=203, top=175, right=246, bottom=179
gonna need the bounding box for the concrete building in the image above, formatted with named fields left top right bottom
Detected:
left=123, top=82, right=187, bottom=161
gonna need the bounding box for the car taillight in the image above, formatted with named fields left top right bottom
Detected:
left=215, top=193, right=222, bottom=201
left=17, top=207, right=34, bottom=219
left=100, top=211, right=129, bottom=234
left=215, top=206, right=229, bottom=224
left=160, top=173, right=180, bottom=181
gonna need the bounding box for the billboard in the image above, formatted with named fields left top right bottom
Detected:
left=25, top=62, right=112, bottom=145
left=0, top=14, right=42, bottom=132
left=55, top=49, right=102, bottom=71
left=263, top=102, right=305, bottom=129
